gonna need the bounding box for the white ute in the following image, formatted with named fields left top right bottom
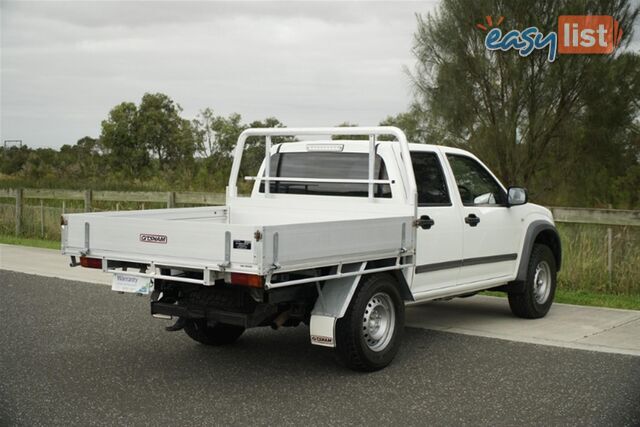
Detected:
left=62, top=127, right=561, bottom=371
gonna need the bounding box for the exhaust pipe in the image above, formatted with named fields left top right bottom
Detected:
left=153, top=313, right=172, bottom=320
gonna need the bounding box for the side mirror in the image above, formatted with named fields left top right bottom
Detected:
left=507, top=187, right=528, bottom=206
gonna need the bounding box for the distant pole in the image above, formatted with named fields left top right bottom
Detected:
left=62, top=200, right=66, bottom=214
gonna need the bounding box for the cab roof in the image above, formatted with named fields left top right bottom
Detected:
left=272, top=140, right=475, bottom=158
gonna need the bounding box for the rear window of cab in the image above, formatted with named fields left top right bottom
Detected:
left=259, top=152, right=391, bottom=198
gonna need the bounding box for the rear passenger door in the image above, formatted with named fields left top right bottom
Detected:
left=411, top=149, right=464, bottom=297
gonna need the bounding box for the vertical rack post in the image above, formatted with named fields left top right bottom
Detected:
left=368, top=134, right=376, bottom=201
left=265, top=135, right=272, bottom=196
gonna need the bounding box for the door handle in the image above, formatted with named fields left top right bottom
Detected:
left=416, top=215, right=435, bottom=230
left=465, top=214, right=480, bottom=227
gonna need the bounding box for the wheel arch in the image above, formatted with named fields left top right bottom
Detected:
left=366, top=258, right=414, bottom=302
left=309, top=266, right=408, bottom=349
left=515, top=220, right=562, bottom=283
left=311, top=260, right=412, bottom=320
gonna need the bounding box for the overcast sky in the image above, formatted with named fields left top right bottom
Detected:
left=2, top=1, right=638, bottom=149
left=1, top=1, right=438, bottom=149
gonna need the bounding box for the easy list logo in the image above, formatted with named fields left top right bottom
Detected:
left=477, top=15, right=623, bottom=62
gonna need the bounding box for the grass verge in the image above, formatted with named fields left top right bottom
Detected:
left=482, top=289, right=640, bottom=311
left=0, top=234, right=60, bottom=250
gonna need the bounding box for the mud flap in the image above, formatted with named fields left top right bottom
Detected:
left=309, top=315, right=336, bottom=347
left=309, top=262, right=365, bottom=347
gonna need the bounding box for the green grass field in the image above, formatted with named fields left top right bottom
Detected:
left=0, top=235, right=60, bottom=250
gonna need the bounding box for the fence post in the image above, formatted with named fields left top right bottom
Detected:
left=606, top=204, right=613, bottom=290
left=40, top=199, right=45, bottom=238
left=84, top=190, right=92, bottom=212
left=15, top=188, right=23, bottom=236
left=167, top=191, right=175, bottom=208
left=62, top=200, right=66, bottom=214
left=607, top=228, right=613, bottom=290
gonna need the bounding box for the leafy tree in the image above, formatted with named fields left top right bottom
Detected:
left=379, top=104, right=428, bottom=144
left=211, top=113, right=245, bottom=159
left=0, top=145, right=31, bottom=175
left=193, top=111, right=246, bottom=157
left=99, top=102, right=148, bottom=177
left=59, top=136, right=103, bottom=180
left=20, top=148, right=58, bottom=183
left=193, top=107, right=217, bottom=158
left=536, top=53, right=640, bottom=207
left=409, top=0, right=639, bottom=192
left=136, top=93, right=197, bottom=169
left=244, top=117, right=294, bottom=177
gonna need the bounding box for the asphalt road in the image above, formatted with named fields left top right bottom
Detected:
left=1, top=270, right=639, bottom=426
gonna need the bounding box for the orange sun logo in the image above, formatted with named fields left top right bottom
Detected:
left=476, top=15, right=505, bottom=31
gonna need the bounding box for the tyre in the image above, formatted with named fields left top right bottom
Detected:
left=335, top=274, right=404, bottom=371
left=508, top=244, right=557, bottom=319
left=183, top=319, right=245, bottom=346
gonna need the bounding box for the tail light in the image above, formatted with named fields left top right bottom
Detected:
left=230, top=273, right=263, bottom=288
left=80, top=256, right=102, bottom=269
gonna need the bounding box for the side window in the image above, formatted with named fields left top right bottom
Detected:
left=446, top=154, right=506, bottom=206
left=411, top=151, right=451, bottom=206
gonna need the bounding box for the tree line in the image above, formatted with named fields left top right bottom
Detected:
left=0, top=94, right=294, bottom=194
left=1, top=0, right=638, bottom=208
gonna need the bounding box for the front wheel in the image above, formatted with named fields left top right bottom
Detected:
left=335, top=274, right=404, bottom=371
left=183, top=319, right=245, bottom=345
left=508, top=244, right=557, bottom=318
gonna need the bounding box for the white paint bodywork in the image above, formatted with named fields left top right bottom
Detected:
left=61, top=127, right=555, bottom=347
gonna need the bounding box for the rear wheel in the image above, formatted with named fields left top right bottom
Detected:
left=183, top=319, right=245, bottom=345
left=508, top=244, right=557, bottom=318
left=335, top=274, right=404, bottom=371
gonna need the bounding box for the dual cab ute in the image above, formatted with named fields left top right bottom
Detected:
left=62, top=127, right=561, bottom=371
